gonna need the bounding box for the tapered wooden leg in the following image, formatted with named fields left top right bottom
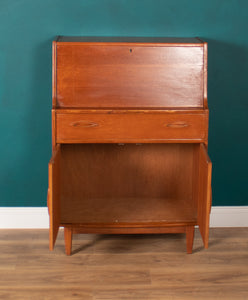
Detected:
left=64, top=227, right=72, bottom=256
left=186, top=226, right=195, bottom=254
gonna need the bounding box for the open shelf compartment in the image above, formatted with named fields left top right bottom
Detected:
left=60, top=143, right=198, bottom=225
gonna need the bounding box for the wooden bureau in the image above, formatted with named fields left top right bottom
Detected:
left=48, top=37, right=212, bottom=255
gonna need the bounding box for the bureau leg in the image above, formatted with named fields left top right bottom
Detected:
left=186, top=226, right=194, bottom=254
left=64, top=227, right=72, bottom=256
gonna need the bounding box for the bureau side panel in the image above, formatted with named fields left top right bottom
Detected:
left=48, top=145, right=61, bottom=250
left=56, top=44, right=204, bottom=108
left=52, top=41, right=57, bottom=108
left=197, top=143, right=212, bottom=248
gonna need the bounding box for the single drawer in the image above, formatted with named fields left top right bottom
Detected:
left=56, top=111, right=208, bottom=143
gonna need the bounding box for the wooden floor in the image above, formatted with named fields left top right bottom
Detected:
left=0, top=228, right=248, bottom=299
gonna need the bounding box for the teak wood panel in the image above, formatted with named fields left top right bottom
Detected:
left=197, top=143, right=212, bottom=248
left=48, top=145, right=61, bottom=250
left=55, top=44, right=204, bottom=108
left=56, top=111, right=208, bottom=143
left=59, top=144, right=196, bottom=225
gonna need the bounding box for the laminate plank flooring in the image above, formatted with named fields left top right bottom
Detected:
left=0, top=228, right=248, bottom=299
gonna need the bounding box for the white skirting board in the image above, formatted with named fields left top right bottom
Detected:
left=0, top=206, right=248, bottom=229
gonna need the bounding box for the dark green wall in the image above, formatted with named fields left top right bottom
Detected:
left=0, top=0, right=247, bottom=206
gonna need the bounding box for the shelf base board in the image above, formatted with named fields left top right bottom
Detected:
left=62, top=224, right=194, bottom=235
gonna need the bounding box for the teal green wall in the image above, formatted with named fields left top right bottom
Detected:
left=0, top=0, right=247, bottom=206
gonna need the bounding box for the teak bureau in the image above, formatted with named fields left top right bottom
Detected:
left=48, top=37, right=212, bottom=255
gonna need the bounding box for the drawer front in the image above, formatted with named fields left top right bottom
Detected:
left=56, top=112, right=208, bottom=143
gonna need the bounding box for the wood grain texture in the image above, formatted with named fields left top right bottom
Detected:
left=52, top=109, right=56, bottom=150
left=203, top=42, right=208, bottom=108
left=0, top=228, right=248, bottom=299
left=48, top=145, right=61, bottom=250
left=56, top=111, right=208, bottom=143
left=186, top=226, right=195, bottom=254
left=197, top=143, right=212, bottom=248
left=52, top=41, right=57, bottom=108
left=60, top=196, right=197, bottom=225
left=64, top=227, right=72, bottom=256
left=55, top=44, right=204, bottom=108
left=70, top=226, right=189, bottom=234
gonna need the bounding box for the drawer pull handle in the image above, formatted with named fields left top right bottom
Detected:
left=166, top=122, right=189, bottom=128
left=71, top=121, right=99, bottom=128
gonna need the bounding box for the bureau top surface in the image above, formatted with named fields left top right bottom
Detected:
left=56, top=36, right=204, bottom=45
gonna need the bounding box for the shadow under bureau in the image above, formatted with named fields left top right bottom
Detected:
left=47, top=37, right=212, bottom=255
